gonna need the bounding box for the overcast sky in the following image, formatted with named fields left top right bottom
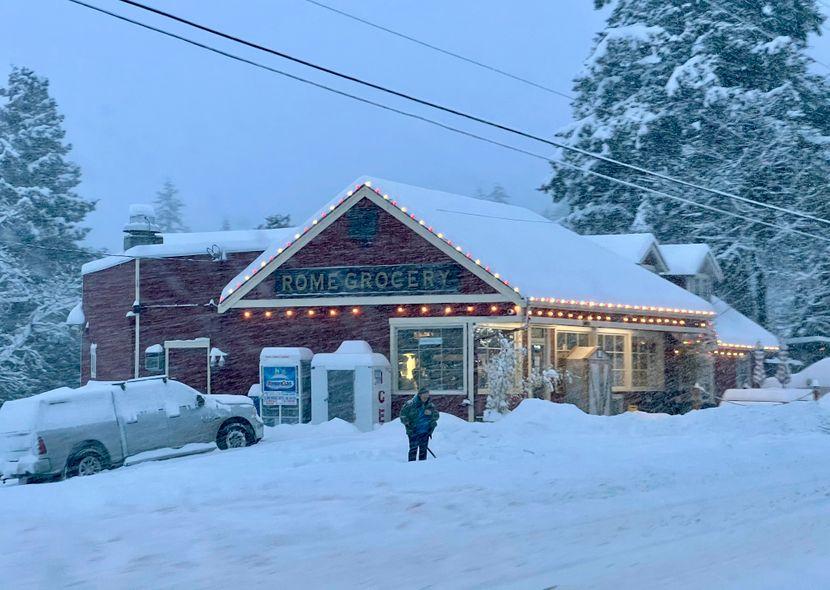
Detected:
left=2, top=1, right=830, bottom=251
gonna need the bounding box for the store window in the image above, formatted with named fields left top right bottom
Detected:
left=474, top=327, right=522, bottom=393
left=597, top=333, right=625, bottom=387
left=554, top=330, right=590, bottom=372
left=631, top=332, right=664, bottom=389
left=396, top=326, right=464, bottom=393
left=530, top=327, right=548, bottom=370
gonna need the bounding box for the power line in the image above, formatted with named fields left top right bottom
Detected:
left=108, top=0, right=830, bottom=229
left=300, top=0, right=574, bottom=101
left=64, top=0, right=830, bottom=246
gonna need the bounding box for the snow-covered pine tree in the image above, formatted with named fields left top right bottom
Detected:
left=476, top=183, right=510, bottom=204
left=153, top=179, right=189, bottom=233
left=0, top=67, right=95, bottom=401
left=484, top=334, right=520, bottom=420
left=543, top=0, right=830, bottom=334
left=258, top=213, right=292, bottom=229
left=752, top=342, right=766, bottom=387
left=775, top=342, right=791, bottom=387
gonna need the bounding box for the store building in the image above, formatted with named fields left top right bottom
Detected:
left=79, top=177, right=721, bottom=420
left=585, top=233, right=780, bottom=392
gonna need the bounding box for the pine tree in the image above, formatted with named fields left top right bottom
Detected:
left=483, top=334, right=520, bottom=421
left=258, top=213, right=292, bottom=229
left=153, top=179, right=189, bottom=233
left=0, top=67, right=95, bottom=401
left=476, top=183, right=510, bottom=204
left=543, top=0, right=830, bottom=334
left=220, top=218, right=231, bottom=231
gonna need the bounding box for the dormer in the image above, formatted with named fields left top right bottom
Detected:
left=582, top=233, right=669, bottom=274
left=658, top=244, right=723, bottom=302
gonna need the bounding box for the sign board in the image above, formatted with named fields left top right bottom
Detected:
left=261, top=366, right=298, bottom=406
left=274, top=263, right=460, bottom=298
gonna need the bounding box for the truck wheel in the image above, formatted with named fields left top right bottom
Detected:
left=67, top=448, right=106, bottom=478
left=217, top=422, right=253, bottom=450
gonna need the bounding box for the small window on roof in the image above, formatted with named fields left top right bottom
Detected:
left=145, top=344, right=165, bottom=373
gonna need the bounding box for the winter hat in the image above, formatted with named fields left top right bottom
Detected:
left=417, top=387, right=430, bottom=396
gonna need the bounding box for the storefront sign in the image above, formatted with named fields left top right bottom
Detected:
left=273, top=263, right=460, bottom=297
left=261, top=366, right=298, bottom=406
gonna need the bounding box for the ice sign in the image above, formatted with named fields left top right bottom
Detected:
left=261, top=366, right=298, bottom=406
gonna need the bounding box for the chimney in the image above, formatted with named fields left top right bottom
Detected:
left=124, top=203, right=163, bottom=250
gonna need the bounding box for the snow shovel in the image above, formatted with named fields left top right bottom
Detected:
left=427, top=447, right=437, bottom=458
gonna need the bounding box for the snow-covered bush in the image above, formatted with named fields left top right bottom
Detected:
left=483, top=334, right=524, bottom=421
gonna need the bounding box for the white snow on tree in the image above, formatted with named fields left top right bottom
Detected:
left=0, top=67, right=95, bottom=401
left=543, top=0, right=830, bottom=339
left=258, top=213, right=292, bottom=229
left=752, top=342, right=766, bottom=388
left=476, top=183, right=510, bottom=204
left=153, top=179, right=189, bottom=233
left=483, top=334, right=522, bottom=421
left=775, top=342, right=792, bottom=387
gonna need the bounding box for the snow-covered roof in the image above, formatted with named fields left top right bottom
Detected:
left=82, top=227, right=297, bottom=275
left=221, top=176, right=714, bottom=314
left=65, top=302, right=85, bottom=326
left=583, top=233, right=667, bottom=271
left=721, top=388, right=813, bottom=405
left=583, top=233, right=656, bottom=263
left=712, top=296, right=779, bottom=349
left=790, top=358, right=830, bottom=388
left=659, top=243, right=723, bottom=280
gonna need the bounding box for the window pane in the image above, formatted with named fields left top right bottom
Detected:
left=396, top=327, right=464, bottom=392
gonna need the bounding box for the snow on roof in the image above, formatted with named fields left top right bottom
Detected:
left=583, top=233, right=661, bottom=265
left=790, top=357, right=830, bottom=388
left=65, top=302, right=85, bottom=326
left=222, top=176, right=714, bottom=314
left=659, top=243, right=722, bottom=279
left=712, top=296, right=779, bottom=349
left=721, top=388, right=813, bottom=404
left=82, top=227, right=297, bottom=275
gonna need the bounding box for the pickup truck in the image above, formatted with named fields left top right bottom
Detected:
left=0, top=377, right=263, bottom=483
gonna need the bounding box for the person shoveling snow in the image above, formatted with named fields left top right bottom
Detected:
left=400, top=387, right=439, bottom=461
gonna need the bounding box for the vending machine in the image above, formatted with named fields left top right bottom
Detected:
left=259, top=347, right=313, bottom=426
left=311, top=340, right=392, bottom=432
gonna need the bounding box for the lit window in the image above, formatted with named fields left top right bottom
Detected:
left=597, top=333, right=626, bottom=387
left=396, top=327, right=464, bottom=393
left=555, top=331, right=590, bottom=372
left=631, top=332, right=664, bottom=389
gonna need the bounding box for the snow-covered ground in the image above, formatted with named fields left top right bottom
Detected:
left=2, top=400, right=830, bottom=589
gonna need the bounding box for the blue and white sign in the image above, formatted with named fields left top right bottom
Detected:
left=261, top=366, right=298, bottom=406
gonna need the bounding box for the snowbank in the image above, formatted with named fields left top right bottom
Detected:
left=1, top=400, right=829, bottom=589
left=790, top=357, right=830, bottom=388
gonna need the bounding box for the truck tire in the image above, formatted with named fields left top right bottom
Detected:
left=66, top=446, right=108, bottom=478
left=217, top=421, right=254, bottom=450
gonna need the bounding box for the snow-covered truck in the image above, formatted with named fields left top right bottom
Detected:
left=0, top=377, right=263, bottom=483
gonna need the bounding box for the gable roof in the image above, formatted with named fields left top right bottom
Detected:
left=659, top=243, right=724, bottom=281
left=583, top=233, right=668, bottom=272
left=712, top=296, right=779, bottom=349
left=220, top=176, right=713, bottom=315
left=82, top=227, right=296, bottom=275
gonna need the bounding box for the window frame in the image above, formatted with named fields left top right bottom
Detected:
left=391, top=322, right=468, bottom=395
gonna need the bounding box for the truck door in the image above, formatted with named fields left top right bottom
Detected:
left=112, top=383, right=169, bottom=456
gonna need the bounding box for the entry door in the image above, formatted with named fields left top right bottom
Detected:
left=327, top=370, right=355, bottom=422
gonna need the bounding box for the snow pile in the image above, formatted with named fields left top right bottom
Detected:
left=790, top=357, right=830, bottom=388
left=1, top=400, right=829, bottom=589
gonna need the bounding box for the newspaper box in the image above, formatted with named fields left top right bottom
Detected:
left=259, top=347, right=313, bottom=426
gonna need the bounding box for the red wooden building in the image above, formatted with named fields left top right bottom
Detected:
left=79, top=177, right=726, bottom=420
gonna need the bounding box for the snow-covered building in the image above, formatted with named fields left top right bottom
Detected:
left=80, top=177, right=720, bottom=419
left=585, top=234, right=780, bottom=393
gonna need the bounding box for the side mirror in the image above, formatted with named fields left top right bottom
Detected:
left=196, top=394, right=205, bottom=407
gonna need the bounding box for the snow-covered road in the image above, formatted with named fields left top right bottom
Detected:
left=2, top=400, right=829, bottom=589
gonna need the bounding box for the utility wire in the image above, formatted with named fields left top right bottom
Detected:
left=107, top=0, right=830, bottom=228
left=300, top=0, right=574, bottom=101
left=64, top=0, right=830, bottom=245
